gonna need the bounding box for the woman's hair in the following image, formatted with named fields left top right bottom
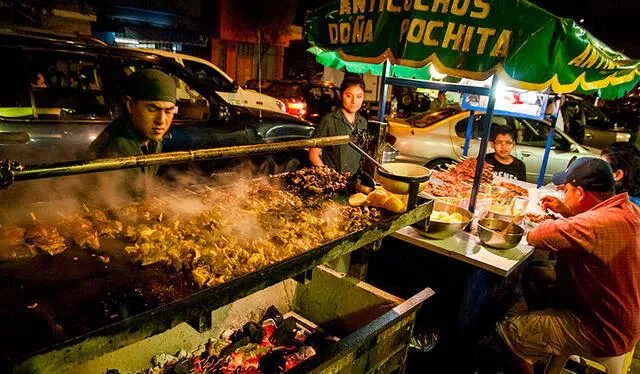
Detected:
left=601, top=142, right=640, bottom=196
left=339, top=76, right=365, bottom=95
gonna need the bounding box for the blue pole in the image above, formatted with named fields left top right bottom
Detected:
left=468, top=75, right=499, bottom=213
left=377, top=60, right=390, bottom=122
left=537, top=95, right=562, bottom=187
left=463, top=110, right=475, bottom=157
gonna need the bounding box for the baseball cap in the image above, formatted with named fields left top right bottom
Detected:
left=551, top=157, right=614, bottom=192
left=126, top=69, right=176, bottom=103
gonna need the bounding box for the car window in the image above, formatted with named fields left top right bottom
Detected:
left=0, top=47, right=31, bottom=118
left=582, top=104, right=607, bottom=129
left=122, top=61, right=211, bottom=122
left=265, top=83, right=303, bottom=98
left=512, top=118, right=570, bottom=151
left=310, top=86, right=338, bottom=101
left=410, top=108, right=459, bottom=128
left=21, top=50, right=111, bottom=120
left=183, top=60, right=235, bottom=92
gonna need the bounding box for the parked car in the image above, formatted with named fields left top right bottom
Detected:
left=243, top=79, right=274, bottom=92
left=265, top=80, right=340, bottom=124
left=560, top=94, right=630, bottom=148
left=387, top=109, right=600, bottom=183
left=0, top=31, right=314, bottom=167
left=132, top=49, right=286, bottom=113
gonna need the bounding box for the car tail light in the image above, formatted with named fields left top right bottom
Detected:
left=284, top=99, right=307, bottom=117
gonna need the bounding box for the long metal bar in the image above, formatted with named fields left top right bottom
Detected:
left=468, top=75, right=499, bottom=213
left=377, top=60, right=390, bottom=122
left=537, top=95, right=563, bottom=187
left=8, top=136, right=352, bottom=184
left=463, top=110, right=475, bottom=157
left=385, top=77, right=491, bottom=95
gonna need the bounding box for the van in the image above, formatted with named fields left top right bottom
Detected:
left=132, top=49, right=286, bottom=113
left=0, top=30, right=314, bottom=167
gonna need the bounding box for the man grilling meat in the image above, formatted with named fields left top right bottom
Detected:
left=88, top=69, right=176, bottom=191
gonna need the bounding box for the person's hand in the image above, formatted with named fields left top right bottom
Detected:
left=540, top=195, right=573, bottom=217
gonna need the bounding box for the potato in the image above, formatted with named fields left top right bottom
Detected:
left=383, top=195, right=406, bottom=213
left=348, top=193, right=368, bottom=207
left=449, top=212, right=464, bottom=223
left=367, top=189, right=388, bottom=207
left=430, top=211, right=444, bottom=220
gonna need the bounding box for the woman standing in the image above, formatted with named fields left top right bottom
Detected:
left=309, top=77, right=367, bottom=175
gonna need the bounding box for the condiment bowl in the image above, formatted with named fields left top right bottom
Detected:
left=420, top=201, right=473, bottom=239
left=477, top=218, right=525, bottom=249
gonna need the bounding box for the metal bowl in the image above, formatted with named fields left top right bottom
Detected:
left=477, top=218, right=525, bottom=250
left=375, top=163, right=432, bottom=194
left=420, top=201, right=473, bottom=239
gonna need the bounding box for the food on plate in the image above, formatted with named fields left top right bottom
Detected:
left=525, top=212, right=554, bottom=224
left=430, top=211, right=465, bottom=223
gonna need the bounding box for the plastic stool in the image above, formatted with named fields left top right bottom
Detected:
left=544, top=348, right=635, bottom=374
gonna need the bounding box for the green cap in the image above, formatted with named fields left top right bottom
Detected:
left=126, top=69, right=177, bottom=103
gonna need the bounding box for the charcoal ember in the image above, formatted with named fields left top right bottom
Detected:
left=166, top=360, right=192, bottom=374
left=304, top=330, right=336, bottom=352
left=242, top=321, right=265, bottom=343
left=271, top=317, right=301, bottom=347
left=258, top=348, right=288, bottom=373
left=220, top=336, right=251, bottom=357
left=261, top=305, right=284, bottom=325
left=295, top=345, right=316, bottom=360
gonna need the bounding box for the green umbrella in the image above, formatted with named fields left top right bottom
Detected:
left=305, top=0, right=639, bottom=99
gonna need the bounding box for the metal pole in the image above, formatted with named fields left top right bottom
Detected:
left=468, top=75, right=499, bottom=213
left=537, top=95, right=563, bottom=187
left=377, top=59, right=390, bottom=122
left=4, top=136, right=353, bottom=186
left=463, top=110, right=475, bottom=157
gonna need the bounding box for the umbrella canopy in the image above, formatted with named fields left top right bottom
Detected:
left=305, top=0, right=639, bottom=99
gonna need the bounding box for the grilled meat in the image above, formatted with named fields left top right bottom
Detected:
left=497, top=182, right=528, bottom=197
left=85, top=208, right=123, bottom=237
left=57, top=215, right=100, bottom=250
left=0, top=225, right=37, bottom=260
left=24, top=216, right=66, bottom=256
left=285, top=166, right=348, bottom=196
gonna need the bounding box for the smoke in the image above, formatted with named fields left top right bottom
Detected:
left=0, top=154, right=329, bottom=250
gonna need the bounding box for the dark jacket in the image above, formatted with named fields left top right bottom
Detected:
left=311, top=110, right=367, bottom=175
left=88, top=115, right=162, bottom=194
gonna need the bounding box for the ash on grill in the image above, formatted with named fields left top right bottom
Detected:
left=132, top=306, right=325, bottom=374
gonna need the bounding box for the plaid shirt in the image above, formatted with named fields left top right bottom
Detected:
left=527, top=193, right=640, bottom=356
